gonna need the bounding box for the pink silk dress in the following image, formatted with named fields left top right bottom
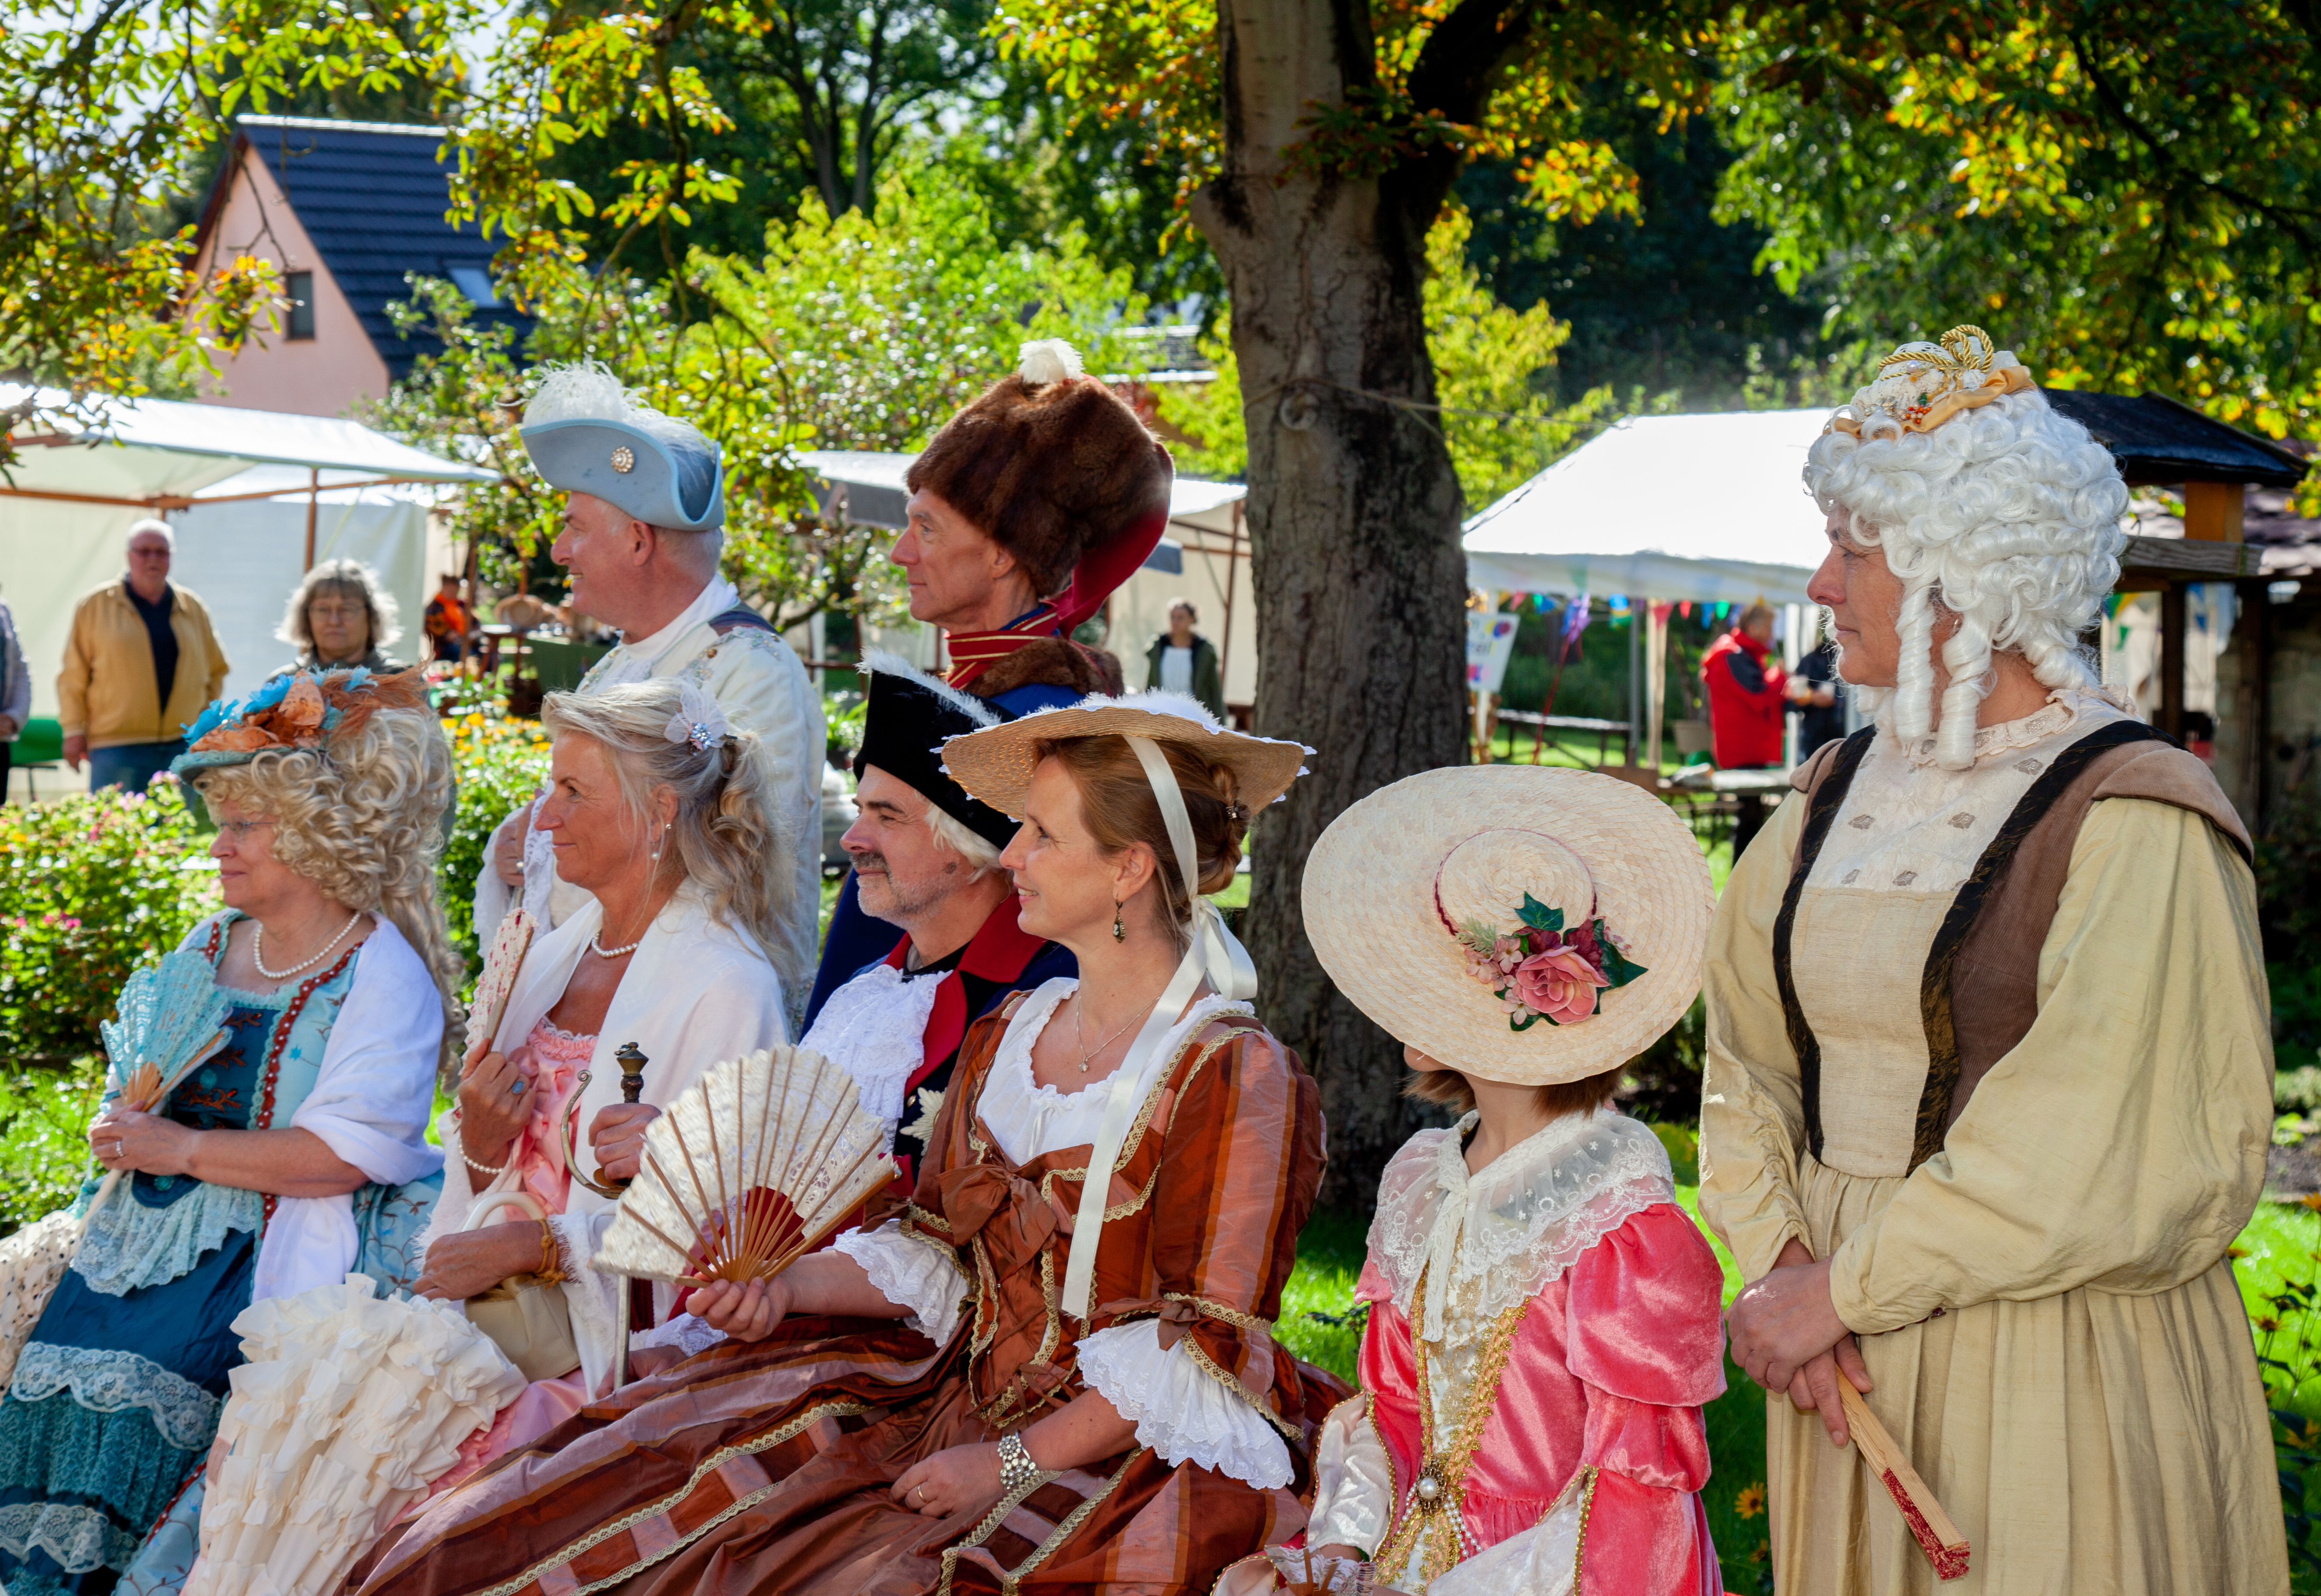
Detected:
left=422, top=1018, right=597, bottom=1503
left=1233, top=1110, right=1726, bottom=1596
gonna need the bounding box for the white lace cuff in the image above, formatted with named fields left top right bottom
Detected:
left=629, top=1312, right=727, bottom=1358
left=834, top=1223, right=968, bottom=1344
left=1309, top=1396, right=1393, bottom=1554
left=1075, top=1320, right=1293, bottom=1490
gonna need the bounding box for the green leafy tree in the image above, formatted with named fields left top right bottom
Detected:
left=1721, top=0, right=2321, bottom=501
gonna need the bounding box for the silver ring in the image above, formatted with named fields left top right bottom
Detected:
left=511, top=1080, right=527, bottom=1097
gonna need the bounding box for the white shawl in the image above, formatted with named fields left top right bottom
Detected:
left=424, top=886, right=789, bottom=1393
left=251, top=915, right=446, bottom=1303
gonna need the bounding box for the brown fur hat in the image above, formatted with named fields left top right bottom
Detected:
left=906, top=341, right=1173, bottom=598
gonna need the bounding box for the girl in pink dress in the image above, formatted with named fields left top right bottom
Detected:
left=1230, top=764, right=1727, bottom=1596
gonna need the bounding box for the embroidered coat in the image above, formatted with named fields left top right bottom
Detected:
left=345, top=990, right=1346, bottom=1596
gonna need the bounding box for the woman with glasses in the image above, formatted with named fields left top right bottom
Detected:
left=275, top=559, right=409, bottom=675
left=0, top=668, right=461, bottom=1596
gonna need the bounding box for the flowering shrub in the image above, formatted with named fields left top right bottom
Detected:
left=0, top=781, right=215, bottom=1061
left=440, top=706, right=553, bottom=972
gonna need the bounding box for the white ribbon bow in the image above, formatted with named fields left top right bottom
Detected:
left=1059, top=736, right=1257, bottom=1321
left=661, top=679, right=732, bottom=753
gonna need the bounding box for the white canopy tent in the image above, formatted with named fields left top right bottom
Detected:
left=1461, top=408, right=1837, bottom=770
left=1463, top=408, right=1831, bottom=605
left=2, top=389, right=495, bottom=733
left=797, top=451, right=1256, bottom=708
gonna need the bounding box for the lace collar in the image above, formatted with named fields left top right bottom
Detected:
left=1368, top=1107, right=1673, bottom=1340
left=1900, top=688, right=2125, bottom=769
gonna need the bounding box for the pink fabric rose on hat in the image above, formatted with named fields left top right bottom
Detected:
left=1512, top=945, right=1610, bottom=1025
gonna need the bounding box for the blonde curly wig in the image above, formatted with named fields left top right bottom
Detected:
left=541, top=682, right=800, bottom=994
left=191, top=701, right=465, bottom=1071
left=1803, top=379, right=2126, bottom=769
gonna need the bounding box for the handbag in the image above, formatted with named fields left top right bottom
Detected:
left=462, top=1190, right=583, bottom=1383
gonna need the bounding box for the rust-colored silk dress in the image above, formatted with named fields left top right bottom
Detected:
left=346, top=992, right=1345, bottom=1596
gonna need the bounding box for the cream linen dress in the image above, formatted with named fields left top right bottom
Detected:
left=1699, top=694, right=2286, bottom=1595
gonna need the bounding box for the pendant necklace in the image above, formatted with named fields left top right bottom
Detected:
left=1072, top=990, right=1143, bottom=1074
left=252, top=909, right=364, bottom=981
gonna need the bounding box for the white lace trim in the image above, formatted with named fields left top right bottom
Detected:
left=8, top=1342, right=223, bottom=1451
left=835, top=1222, right=968, bottom=1344
left=1898, top=687, right=2124, bottom=768
left=629, top=1312, right=727, bottom=1358
left=1076, top=1320, right=1294, bottom=1490
left=72, top=1177, right=262, bottom=1297
left=800, top=962, right=946, bottom=1142
left=978, top=978, right=1251, bottom=1167
left=1368, top=1109, right=1672, bottom=1340
left=0, top=1500, right=140, bottom=1575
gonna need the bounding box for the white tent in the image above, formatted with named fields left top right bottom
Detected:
left=1463, top=408, right=1831, bottom=604
left=797, top=451, right=1256, bottom=707
left=2, top=390, right=494, bottom=733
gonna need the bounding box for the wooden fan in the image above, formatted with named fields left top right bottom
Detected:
left=466, top=909, right=537, bottom=1064
left=596, top=1046, right=896, bottom=1285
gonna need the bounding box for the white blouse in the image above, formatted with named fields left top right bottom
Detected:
left=836, top=976, right=1294, bottom=1489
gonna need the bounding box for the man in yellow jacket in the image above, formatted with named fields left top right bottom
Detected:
left=58, top=519, right=232, bottom=791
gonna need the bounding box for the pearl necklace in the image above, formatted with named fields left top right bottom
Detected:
left=252, top=910, right=364, bottom=980
left=589, top=931, right=645, bottom=958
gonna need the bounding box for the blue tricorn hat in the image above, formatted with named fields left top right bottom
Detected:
left=519, top=363, right=725, bottom=532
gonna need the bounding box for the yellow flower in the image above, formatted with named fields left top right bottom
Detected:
left=1735, top=1483, right=1766, bottom=1520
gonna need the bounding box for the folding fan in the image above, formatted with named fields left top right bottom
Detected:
left=466, top=908, right=537, bottom=1063
left=596, top=1046, right=897, bottom=1285
left=101, top=950, right=232, bottom=1113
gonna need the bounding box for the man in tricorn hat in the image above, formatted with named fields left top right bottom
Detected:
left=806, top=338, right=1172, bottom=1024
left=476, top=364, right=823, bottom=1020
left=800, top=653, right=1074, bottom=1185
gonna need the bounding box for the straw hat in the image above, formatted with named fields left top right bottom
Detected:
left=1302, top=766, right=1712, bottom=1086
left=939, top=691, right=1311, bottom=819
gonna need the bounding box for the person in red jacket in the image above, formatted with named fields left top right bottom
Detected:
left=1703, top=605, right=1787, bottom=854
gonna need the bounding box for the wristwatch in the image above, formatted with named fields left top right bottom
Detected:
left=996, top=1432, right=1047, bottom=1495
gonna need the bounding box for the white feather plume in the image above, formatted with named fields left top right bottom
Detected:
left=524, top=361, right=717, bottom=457
left=860, top=648, right=1000, bottom=728
left=1017, top=339, right=1084, bottom=386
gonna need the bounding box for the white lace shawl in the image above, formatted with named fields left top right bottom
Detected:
left=1370, top=1109, right=1674, bottom=1341
left=800, top=962, right=947, bottom=1143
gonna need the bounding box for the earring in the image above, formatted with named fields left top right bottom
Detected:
left=648, top=828, right=662, bottom=864
left=1112, top=901, right=1126, bottom=942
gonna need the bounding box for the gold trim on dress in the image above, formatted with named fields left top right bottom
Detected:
left=472, top=1399, right=871, bottom=1596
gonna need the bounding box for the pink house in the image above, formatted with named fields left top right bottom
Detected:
left=185, top=115, right=529, bottom=417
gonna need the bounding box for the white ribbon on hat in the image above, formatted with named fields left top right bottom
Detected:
left=1059, top=736, right=1258, bottom=1321
left=661, top=679, right=731, bottom=752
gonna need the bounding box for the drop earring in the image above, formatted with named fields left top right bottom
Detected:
left=1112, top=901, right=1126, bottom=942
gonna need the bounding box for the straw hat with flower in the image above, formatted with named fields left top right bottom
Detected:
left=1302, top=765, right=1712, bottom=1086
left=938, top=690, right=1311, bottom=822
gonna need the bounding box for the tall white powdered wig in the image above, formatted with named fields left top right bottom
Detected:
left=1804, top=326, right=2128, bottom=770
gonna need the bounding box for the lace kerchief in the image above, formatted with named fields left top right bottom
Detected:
left=1368, top=1108, right=1674, bottom=1341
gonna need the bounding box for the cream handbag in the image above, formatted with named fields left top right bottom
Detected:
left=462, top=1190, right=582, bottom=1383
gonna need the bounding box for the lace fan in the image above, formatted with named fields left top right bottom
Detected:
left=467, top=908, right=536, bottom=1060
left=101, top=951, right=232, bottom=1113
left=596, top=1046, right=897, bottom=1284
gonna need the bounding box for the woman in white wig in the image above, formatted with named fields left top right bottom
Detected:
left=408, top=676, right=793, bottom=1482
left=1702, top=328, right=2285, bottom=1592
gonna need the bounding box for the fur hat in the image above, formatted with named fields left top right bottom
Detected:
left=906, top=340, right=1173, bottom=598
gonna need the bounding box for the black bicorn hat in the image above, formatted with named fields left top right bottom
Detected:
left=853, top=651, right=1021, bottom=849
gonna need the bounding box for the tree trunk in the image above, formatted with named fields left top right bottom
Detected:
left=1195, top=1, right=1470, bottom=1211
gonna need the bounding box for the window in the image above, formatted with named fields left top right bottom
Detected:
left=448, top=266, right=501, bottom=309
left=284, top=271, right=315, bottom=340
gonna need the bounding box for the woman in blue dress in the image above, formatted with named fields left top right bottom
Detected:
left=0, top=668, right=464, bottom=1596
